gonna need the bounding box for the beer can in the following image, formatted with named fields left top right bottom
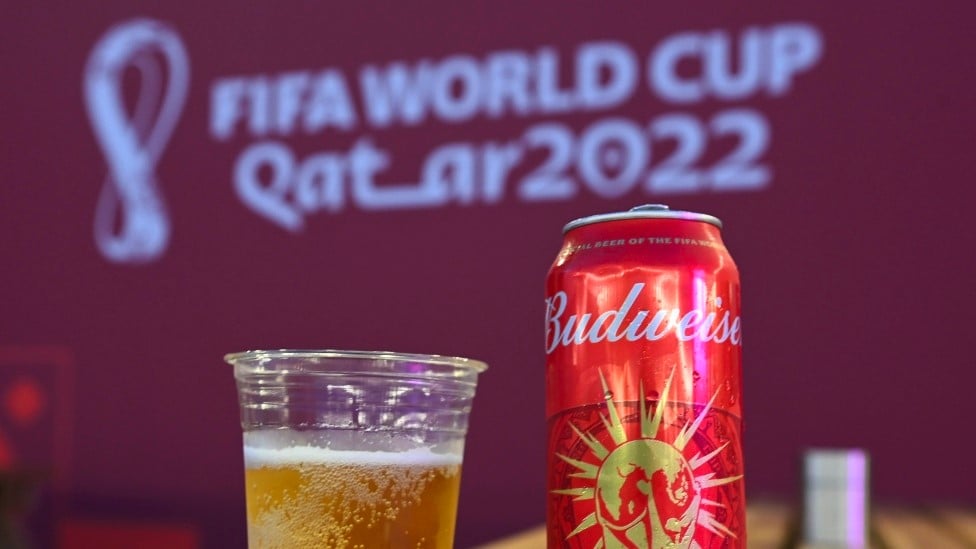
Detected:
left=545, top=204, right=745, bottom=548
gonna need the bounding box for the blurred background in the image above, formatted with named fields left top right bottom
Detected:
left=2, top=1, right=974, bottom=547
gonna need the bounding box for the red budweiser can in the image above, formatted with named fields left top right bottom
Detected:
left=545, top=204, right=745, bottom=548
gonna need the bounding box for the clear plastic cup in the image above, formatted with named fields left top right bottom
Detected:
left=227, top=350, right=487, bottom=549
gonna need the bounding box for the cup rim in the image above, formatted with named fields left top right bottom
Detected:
left=224, top=349, right=488, bottom=375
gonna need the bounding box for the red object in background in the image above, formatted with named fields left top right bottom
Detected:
left=58, top=519, right=199, bottom=549
left=545, top=206, right=744, bottom=548
left=0, top=377, right=48, bottom=467
left=0, top=347, right=73, bottom=481
left=0, top=346, right=75, bottom=547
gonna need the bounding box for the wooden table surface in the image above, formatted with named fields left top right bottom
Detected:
left=475, top=502, right=976, bottom=548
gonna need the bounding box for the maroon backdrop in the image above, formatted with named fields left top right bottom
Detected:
left=2, top=2, right=974, bottom=547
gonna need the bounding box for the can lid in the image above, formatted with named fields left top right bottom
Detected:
left=562, top=204, right=723, bottom=233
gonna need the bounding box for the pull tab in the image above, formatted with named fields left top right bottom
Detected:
left=629, top=204, right=670, bottom=212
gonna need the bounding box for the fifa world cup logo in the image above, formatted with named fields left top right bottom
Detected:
left=84, top=19, right=189, bottom=264
left=554, top=370, right=741, bottom=549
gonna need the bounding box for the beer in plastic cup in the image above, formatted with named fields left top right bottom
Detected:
left=227, top=350, right=487, bottom=548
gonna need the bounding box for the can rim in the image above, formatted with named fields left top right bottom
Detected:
left=563, top=204, right=723, bottom=233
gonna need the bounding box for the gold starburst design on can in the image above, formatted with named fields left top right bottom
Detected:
left=553, top=369, right=742, bottom=549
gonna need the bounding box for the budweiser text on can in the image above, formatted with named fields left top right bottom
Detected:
left=545, top=204, right=745, bottom=548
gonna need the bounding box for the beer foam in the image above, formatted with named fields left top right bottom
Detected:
left=244, top=444, right=462, bottom=468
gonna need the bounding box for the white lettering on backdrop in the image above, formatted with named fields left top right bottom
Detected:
left=210, top=23, right=822, bottom=231
left=84, top=20, right=824, bottom=263
left=84, top=19, right=189, bottom=263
